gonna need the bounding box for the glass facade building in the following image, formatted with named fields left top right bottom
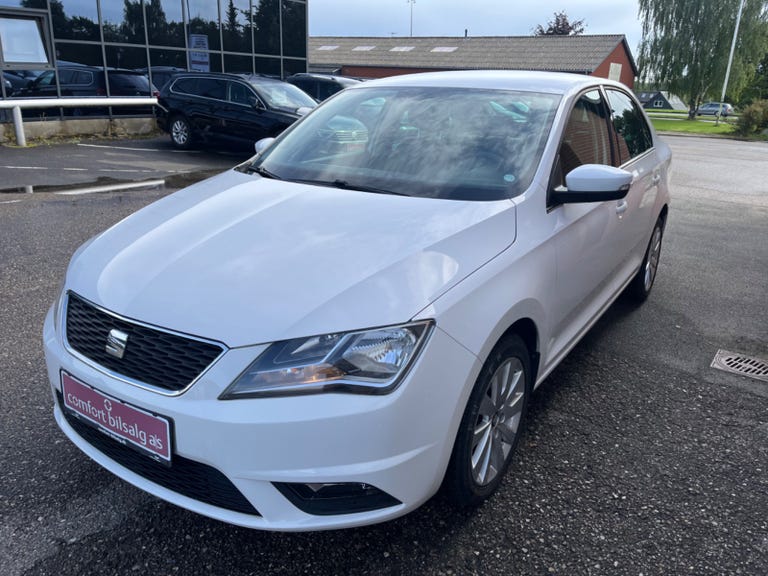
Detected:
left=0, top=0, right=307, bottom=100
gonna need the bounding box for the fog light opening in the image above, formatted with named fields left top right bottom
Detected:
left=274, top=481, right=401, bottom=515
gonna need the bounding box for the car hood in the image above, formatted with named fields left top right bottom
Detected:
left=66, top=170, right=516, bottom=347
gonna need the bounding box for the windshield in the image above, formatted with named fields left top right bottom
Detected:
left=251, top=80, right=317, bottom=111
left=250, top=86, right=560, bottom=200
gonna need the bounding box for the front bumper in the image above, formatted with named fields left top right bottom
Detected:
left=43, top=306, right=479, bottom=531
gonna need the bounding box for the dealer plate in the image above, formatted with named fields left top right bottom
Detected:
left=61, top=371, right=172, bottom=464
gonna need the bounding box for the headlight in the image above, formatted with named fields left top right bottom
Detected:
left=220, top=321, right=433, bottom=399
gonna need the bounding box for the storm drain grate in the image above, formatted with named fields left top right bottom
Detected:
left=711, top=350, right=768, bottom=383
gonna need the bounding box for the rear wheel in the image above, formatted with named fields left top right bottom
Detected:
left=170, top=115, right=193, bottom=149
left=443, top=334, right=531, bottom=507
left=627, top=215, right=665, bottom=302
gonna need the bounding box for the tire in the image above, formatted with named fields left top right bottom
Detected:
left=626, top=215, right=665, bottom=302
left=443, top=333, right=531, bottom=507
left=169, top=115, right=193, bottom=149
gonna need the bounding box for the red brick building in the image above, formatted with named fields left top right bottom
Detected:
left=309, top=35, right=638, bottom=88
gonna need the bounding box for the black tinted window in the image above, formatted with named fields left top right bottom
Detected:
left=109, top=74, right=152, bottom=94
left=606, top=89, right=653, bottom=163
left=196, top=78, right=226, bottom=100
left=229, top=81, right=253, bottom=105
left=172, top=78, right=196, bottom=94
left=555, top=90, right=612, bottom=188
left=318, top=81, right=341, bottom=101
left=72, top=71, right=93, bottom=85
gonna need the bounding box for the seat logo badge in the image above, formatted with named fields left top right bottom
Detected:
left=105, top=329, right=129, bottom=359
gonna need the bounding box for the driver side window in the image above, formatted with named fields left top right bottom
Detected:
left=552, top=90, right=612, bottom=192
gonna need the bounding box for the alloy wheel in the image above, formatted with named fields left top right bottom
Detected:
left=471, top=357, right=526, bottom=486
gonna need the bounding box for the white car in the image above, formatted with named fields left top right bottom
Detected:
left=44, top=71, right=671, bottom=531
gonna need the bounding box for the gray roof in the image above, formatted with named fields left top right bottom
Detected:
left=309, top=35, right=637, bottom=76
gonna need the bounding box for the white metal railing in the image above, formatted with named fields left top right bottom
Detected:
left=0, top=97, right=158, bottom=146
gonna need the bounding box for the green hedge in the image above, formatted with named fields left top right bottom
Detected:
left=735, top=100, right=768, bottom=135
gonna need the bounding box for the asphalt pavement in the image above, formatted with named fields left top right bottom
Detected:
left=0, top=135, right=766, bottom=575
left=0, top=136, right=251, bottom=192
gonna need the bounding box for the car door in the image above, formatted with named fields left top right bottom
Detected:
left=603, top=88, right=659, bottom=282
left=172, top=77, right=224, bottom=140
left=216, top=79, right=276, bottom=145
left=545, top=88, right=629, bottom=362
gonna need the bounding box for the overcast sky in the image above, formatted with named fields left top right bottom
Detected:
left=308, top=0, right=644, bottom=56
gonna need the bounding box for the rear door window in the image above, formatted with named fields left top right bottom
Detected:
left=605, top=89, right=653, bottom=164
left=196, top=78, right=226, bottom=100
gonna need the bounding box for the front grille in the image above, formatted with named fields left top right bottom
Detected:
left=58, top=392, right=259, bottom=516
left=65, top=292, right=224, bottom=392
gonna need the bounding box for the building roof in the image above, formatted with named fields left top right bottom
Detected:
left=309, top=35, right=638, bottom=76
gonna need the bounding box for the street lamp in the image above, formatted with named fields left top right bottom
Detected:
left=407, top=0, right=415, bottom=37
left=717, top=0, right=745, bottom=124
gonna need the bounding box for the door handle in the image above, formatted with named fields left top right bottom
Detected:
left=616, top=200, right=628, bottom=215
left=652, top=173, right=661, bottom=185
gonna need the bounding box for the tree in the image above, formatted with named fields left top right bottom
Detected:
left=638, top=0, right=768, bottom=119
left=534, top=11, right=585, bottom=36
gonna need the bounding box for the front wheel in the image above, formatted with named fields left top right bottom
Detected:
left=169, top=115, right=193, bottom=149
left=443, top=333, right=531, bottom=507
left=626, top=216, right=665, bottom=302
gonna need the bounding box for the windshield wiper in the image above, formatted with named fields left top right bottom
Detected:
left=300, top=178, right=410, bottom=197
left=245, top=165, right=282, bottom=180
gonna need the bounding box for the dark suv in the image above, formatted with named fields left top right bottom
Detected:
left=19, top=66, right=156, bottom=98
left=156, top=72, right=317, bottom=149
left=286, top=73, right=361, bottom=101
left=17, top=66, right=156, bottom=115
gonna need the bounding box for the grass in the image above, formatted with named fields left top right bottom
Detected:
left=650, top=117, right=737, bottom=136
left=646, top=109, right=690, bottom=116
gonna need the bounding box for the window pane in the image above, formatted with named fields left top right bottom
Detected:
left=146, top=0, right=185, bottom=48
left=105, top=46, right=148, bottom=71
left=55, top=42, right=104, bottom=67
left=281, top=0, right=306, bottom=58
left=253, top=0, right=279, bottom=55
left=102, top=0, right=145, bottom=44
left=254, top=55, right=280, bottom=76
left=606, top=89, right=653, bottom=162
left=556, top=90, right=612, bottom=187
left=224, top=53, right=251, bottom=74
left=0, top=17, right=49, bottom=63
left=187, top=0, right=220, bottom=50
left=282, top=58, right=306, bottom=77
left=53, top=0, right=100, bottom=42
left=149, top=48, right=187, bottom=68
left=221, top=0, right=251, bottom=54
left=197, top=77, right=226, bottom=99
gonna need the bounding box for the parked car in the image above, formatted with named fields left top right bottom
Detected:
left=18, top=66, right=157, bottom=98
left=16, top=66, right=157, bottom=116
left=156, top=72, right=317, bottom=149
left=135, top=66, right=185, bottom=91
left=286, top=72, right=362, bottom=101
left=3, top=70, right=30, bottom=95
left=44, top=70, right=671, bottom=531
left=697, top=102, right=734, bottom=116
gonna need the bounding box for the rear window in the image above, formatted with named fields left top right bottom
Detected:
left=109, top=73, right=151, bottom=92
left=171, top=77, right=226, bottom=100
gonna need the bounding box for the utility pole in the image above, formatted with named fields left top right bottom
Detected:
left=717, top=0, right=745, bottom=124
left=407, top=0, right=415, bottom=37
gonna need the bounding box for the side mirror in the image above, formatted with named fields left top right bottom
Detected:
left=551, top=164, right=633, bottom=204
left=254, top=137, right=275, bottom=155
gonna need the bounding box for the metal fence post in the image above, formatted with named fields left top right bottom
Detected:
left=12, top=105, right=26, bottom=147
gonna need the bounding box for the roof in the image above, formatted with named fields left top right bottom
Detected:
left=309, top=35, right=638, bottom=76
left=354, top=70, right=612, bottom=95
